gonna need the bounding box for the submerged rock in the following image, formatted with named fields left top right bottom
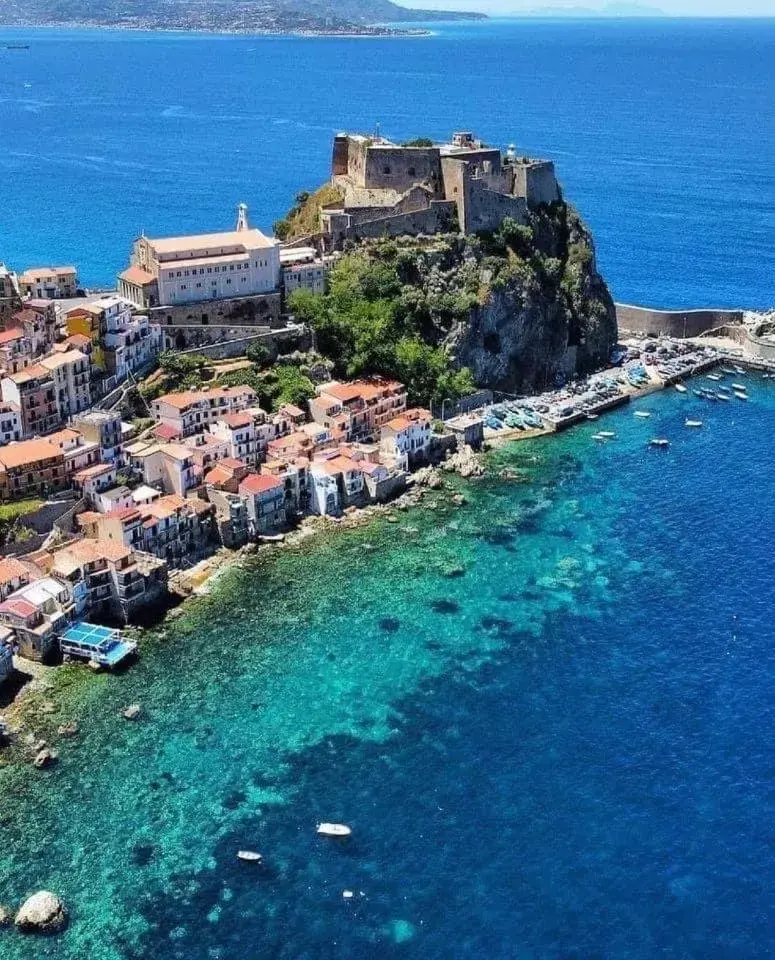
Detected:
left=122, top=704, right=142, bottom=721
left=57, top=722, right=79, bottom=738
left=430, top=598, right=461, bottom=614
left=0, top=904, right=12, bottom=926
left=15, top=891, right=67, bottom=933
left=33, top=748, right=58, bottom=770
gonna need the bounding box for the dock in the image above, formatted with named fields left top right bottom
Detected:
left=58, top=622, right=137, bottom=668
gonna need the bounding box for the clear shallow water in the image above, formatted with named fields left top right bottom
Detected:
left=1, top=18, right=774, bottom=308
left=1, top=379, right=774, bottom=958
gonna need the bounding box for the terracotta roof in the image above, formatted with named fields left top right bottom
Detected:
left=239, top=473, right=283, bottom=495
left=65, top=334, right=92, bottom=348
left=203, top=464, right=234, bottom=487
left=0, top=439, right=62, bottom=470
left=153, top=423, right=182, bottom=441
left=118, top=265, right=156, bottom=286
left=278, top=403, right=305, bottom=418
left=61, top=538, right=132, bottom=564
left=7, top=363, right=51, bottom=384
left=19, top=266, right=76, bottom=281
left=219, top=457, right=245, bottom=471
left=218, top=412, right=254, bottom=429
left=0, top=557, right=33, bottom=587
left=322, top=379, right=404, bottom=404
left=40, top=349, right=88, bottom=370
left=74, top=462, right=114, bottom=481
left=0, top=596, right=37, bottom=618
left=0, top=327, right=24, bottom=345
left=155, top=385, right=257, bottom=411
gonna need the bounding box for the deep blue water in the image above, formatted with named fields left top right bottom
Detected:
left=1, top=382, right=775, bottom=958
left=1, top=18, right=774, bottom=307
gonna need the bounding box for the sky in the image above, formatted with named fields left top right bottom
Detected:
left=401, top=0, right=775, bottom=15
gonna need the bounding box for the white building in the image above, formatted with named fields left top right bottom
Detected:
left=380, top=408, right=433, bottom=471
left=0, top=402, right=22, bottom=445
left=39, top=349, right=92, bottom=419
left=120, top=207, right=281, bottom=308
left=152, top=385, right=258, bottom=438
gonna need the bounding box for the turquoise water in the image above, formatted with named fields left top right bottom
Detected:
left=1, top=18, right=774, bottom=307
left=1, top=379, right=774, bottom=957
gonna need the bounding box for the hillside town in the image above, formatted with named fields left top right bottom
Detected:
left=0, top=170, right=491, bottom=693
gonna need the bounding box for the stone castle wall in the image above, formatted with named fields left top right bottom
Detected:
left=512, top=161, right=560, bottom=206
left=149, top=292, right=283, bottom=330
left=349, top=202, right=458, bottom=241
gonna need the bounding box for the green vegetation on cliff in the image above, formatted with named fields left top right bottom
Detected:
left=289, top=200, right=617, bottom=398
left=273, top=185, right=344, bottom=242
left=289, top=246, right=477, bottom=407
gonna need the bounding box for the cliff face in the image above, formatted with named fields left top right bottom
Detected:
left=449, top=208, right=617, bottom=393
left=358, top=201, right=617, bottom=395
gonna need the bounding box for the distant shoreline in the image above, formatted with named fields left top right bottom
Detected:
left=0, top=20, right=438, bottom=39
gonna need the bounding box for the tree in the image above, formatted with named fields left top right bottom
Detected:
left=273, top=218, right=291, bottom=241
left=245, top=342, right=271, bottom=368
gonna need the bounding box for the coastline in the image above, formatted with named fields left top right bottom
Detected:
left=0, top=335, right=756, bottom=752
left=0, top=21, right=434, bottom=39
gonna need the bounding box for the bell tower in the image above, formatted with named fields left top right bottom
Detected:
left=236, top=203, right=249, bottom=232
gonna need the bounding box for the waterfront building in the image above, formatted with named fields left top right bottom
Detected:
left=0, top=576, right=71, bottom=663
left=259, top=457, right=309, bottom=514
left=17, top=266, right=78, bottom=300
left=45, top=538, right=168, bottom=624
left=308, top=463, right=341, bottom=516
left=0, top=438, right=66, bottom=499
left=1, top=364, right=59, bottom=438
left=380, top=407, right=433, bottom=470
left=39, top=349, right=92, bottom=418
left=152, top=385, right=258, bottom=438
left=310, top=379, right=407, bottom=442
left=0, top=557, right=40, bottom=603
left=238, top=473, right=286, bottom=535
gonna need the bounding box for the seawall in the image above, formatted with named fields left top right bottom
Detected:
left=616, top=303, right=744, bottom=339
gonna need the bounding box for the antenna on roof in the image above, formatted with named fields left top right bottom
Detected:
left=375, top=121, right=380, bottom=140
left=236, top=203, right=249, bottom=232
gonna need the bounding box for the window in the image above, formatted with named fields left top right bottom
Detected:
left=176, top=271, right=181, bottom=277
left=383, top=165, right=391, bottom=175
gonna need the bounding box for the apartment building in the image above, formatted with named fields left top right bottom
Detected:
left=0, top=438, right=66, bottom=499
left=0, top=402, right=22, bottom=445
left=1, top=364, right=59, bottom=438
left=72, top=410, right=124, bottom=463
left=40, top=349, right=92, bottom=418
left=17, top=266, right=78, bottom=300
left=238, top=473, right=286, bottom=535
left=209, top=412, right=259, bottom=463
left=310, top=379, right=407, bottom=442
left=124, top=440, right=197, bottom=496
left=152, top=385, right=258, bottom=438
left=380, top=407, right=433, bottom=470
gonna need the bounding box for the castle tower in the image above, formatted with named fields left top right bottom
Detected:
left=236, top=203, right=249, bottom=232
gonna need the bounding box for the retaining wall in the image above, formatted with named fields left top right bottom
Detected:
left=616, top=303, right=744, bottom=339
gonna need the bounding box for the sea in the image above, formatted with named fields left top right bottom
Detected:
left=0, top=18, right=774, bottom=308
left=0, top=17, right=774, bottom=960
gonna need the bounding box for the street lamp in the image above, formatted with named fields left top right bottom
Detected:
left=441, top=397, right=454, bottom=421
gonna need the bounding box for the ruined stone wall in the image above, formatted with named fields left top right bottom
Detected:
left=162, top=323, right=308, bottom=354
left=349, top=202, right=458, bottom=241
left=464, top=180, right=529, bottom=234
left=362, top=146, right=441, bottom=193
left=149, top=292, right=283, bottom=330
left=512, top=161, right=560, bottom=206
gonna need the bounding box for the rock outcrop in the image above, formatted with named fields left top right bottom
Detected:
left=15, top=891, right=67, bottom=933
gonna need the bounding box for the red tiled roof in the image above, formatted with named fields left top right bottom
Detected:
left=0, top=327, right=24, bottom=345
left=154, top=422, right=182, bottom=441
left=118, top=265, right=156, bottom=286
left=239, top=473, right=282, bottom=495
left=0, top=597, right=37, bottom=618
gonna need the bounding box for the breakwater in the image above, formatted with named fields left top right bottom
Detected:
left=615, top=303, right=744, bottom=339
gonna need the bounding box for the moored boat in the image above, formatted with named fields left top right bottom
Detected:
left=675, top=383, right=688, bottom=393
left=598, top=431, right=616, bottom=439
left=731, top=383, right=746, bottom=392
left=685, top=419, right=703, bottom=428
left=649, top=438, right=670, bottom=448
left=734, top=391, right=749, bottom=400
left=634, top=411, right=651, bottom=418
left=237, top=850, right=263, bottom=863
left=317, top=822, right=352, bottom=838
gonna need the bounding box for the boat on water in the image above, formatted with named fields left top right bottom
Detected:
left=675, top=383, right=688, bottom=393
left=734, top=391, right=749, bottom=400
left=649, top=439, right=670, bottom=448
left=317, top=822, right=352, bottom=838
left=731, top=383, right=746, bottom=392
left=706, top=374, right=722, bottom=382
left=585, top=413, right=599, bottom=421
left=734, top=366, right=746, bottom=375
left=715, top=393, right=731, bottom=402
left=634, top=411, right=651, bottom=418
left=237, top=850, right=263, bottom=863
left=598, top=431, right=616, bottom=439
left=685, top=420, right=703, bottom=428
left=5, top=44, right=30, bottom=50
left=721, top=367, right=736, bottom=375
left=691, top=389, right=703, bottom=397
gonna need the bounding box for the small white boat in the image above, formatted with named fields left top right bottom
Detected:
left=685, top=419, right=703, bottom=428
left=715, top=393, right=731, bottom=402
left=598, top=431, right=616, bottom=439
left=649, top=438, right=670, bottom=448
left=634, top=411, right=651, bottom=419
left=237, top=850, right=263, bottom=863
left=674, top=383, right=688, bottom=393
left=706, top=374, right=722, bottom=382
left=731, top=383, right=746, bottom=392
left=317, top=822, right=352, bottom=838
left=734, top=391, right=749, bottom=400
left=734, top=366, right=746, bottom=375
left=585, top=413, right=599, bottom=421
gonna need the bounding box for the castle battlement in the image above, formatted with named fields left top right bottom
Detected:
left=322, top=132, right=560, bottom=248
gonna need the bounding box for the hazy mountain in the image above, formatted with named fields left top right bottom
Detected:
left=0, top=0, right=487, bottom=31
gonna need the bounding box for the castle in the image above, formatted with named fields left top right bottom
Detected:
left=320, top=131, right=560, bottom=249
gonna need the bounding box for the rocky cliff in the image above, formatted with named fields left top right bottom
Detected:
left=340, top=201, right=617, bottom=395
